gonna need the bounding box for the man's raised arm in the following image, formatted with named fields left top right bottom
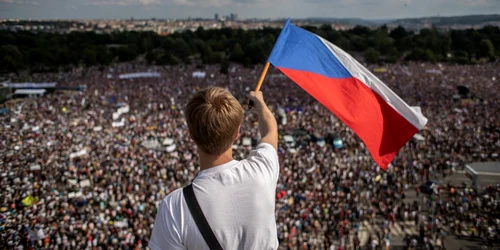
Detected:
left=248, top=91, right=278, bottom=150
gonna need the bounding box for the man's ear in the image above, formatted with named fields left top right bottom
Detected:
left=233, top=125, right=241, bottom=142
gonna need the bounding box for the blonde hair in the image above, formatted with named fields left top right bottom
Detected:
left=185, top=87, right=244, bottom=155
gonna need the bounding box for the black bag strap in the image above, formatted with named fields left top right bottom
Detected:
left=183, top=184, right=223, bottom=250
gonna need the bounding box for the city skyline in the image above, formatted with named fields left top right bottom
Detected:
left=1, top=0, right=500, bottom=20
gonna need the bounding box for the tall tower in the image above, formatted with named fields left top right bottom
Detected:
left=230, top=13, right=238, bottom=21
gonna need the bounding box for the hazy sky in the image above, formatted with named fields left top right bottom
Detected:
left=1, top=0, right=499, bottom=20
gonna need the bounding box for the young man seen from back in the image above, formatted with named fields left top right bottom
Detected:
left=149, top=87, right=279, bottom=250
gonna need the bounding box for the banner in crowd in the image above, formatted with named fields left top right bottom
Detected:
left=3, top=82, right=57, bottom=88
left=118, top=72, right=160, bottom=79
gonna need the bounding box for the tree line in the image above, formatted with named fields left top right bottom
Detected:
left=0, top=24, right=498, bottom=73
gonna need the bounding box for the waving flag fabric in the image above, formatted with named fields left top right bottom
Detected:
left=268, top=19, right=428, bottom=169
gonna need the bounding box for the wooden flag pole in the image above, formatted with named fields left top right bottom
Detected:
left=248, top=62, right=271, bottom=109
left=255, top=62, right=270, bottom=91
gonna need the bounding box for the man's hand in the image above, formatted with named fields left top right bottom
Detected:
left=247, top=91, right=278, bottom=150
left=248, top=91, right=265, bottom=110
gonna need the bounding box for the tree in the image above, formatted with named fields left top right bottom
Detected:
left=244, top=42, right=266, bottom=64
left=117, top=46, right=138, bottom=62
left=423, top=49, right=436, bottom=62
left=478, top=39, right=496, bottom=60
left=56, top=48, right=71, bottom=66
left=157, top=53, right=179, bottom=65
left=364, top=48, right=380, bottom=64
left=0, top=45, right=24, bottom=72
left=390, top=26, right=408, bottom=40
left=351, top=26, right=371, bottom=36
left=452, top=50, right=469, bottom=64
left=220, top=58, right=229, bottom=74
left=171, top=38, right=191, bottom=61
left=230, top=43, right=244, bottom=62
left=95, top=46, right=111, bottom=65
left=350, top=35, right=369, bottom=51
left=409, top=48, right=425, bottom=61
left=145, top=51, right=157, bottom=64
left=335, top=37, right=351, bottom=51
left=82, top=48, right=97, bottom=66
left=244, top=57, right=252, bottom=68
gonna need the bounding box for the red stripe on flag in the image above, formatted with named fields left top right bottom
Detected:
left=277, top=67, right=418, bottom=169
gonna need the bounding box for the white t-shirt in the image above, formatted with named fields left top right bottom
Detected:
left=149, top=143, right=280, bottom=250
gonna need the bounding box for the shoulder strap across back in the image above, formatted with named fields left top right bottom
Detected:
left=183, top=184, right=223, bottom=250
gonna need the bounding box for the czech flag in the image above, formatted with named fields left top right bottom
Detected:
left=268, top=19, right=428, bottom=169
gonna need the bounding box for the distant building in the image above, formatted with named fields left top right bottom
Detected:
left=214, top=13, right=219, bottom=21
left=230, top=13, right=238, bottom=21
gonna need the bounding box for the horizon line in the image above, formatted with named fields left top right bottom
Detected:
left=1, top=13, right=499, bottom=22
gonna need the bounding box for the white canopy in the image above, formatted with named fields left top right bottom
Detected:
left=14, top=89, right=46, bottom=95
left=30, top=164, right=41, bottom=171
left=163, top=138, right=174, bottom=146
left=141, top=139, right=161, bottom=150
left=166, top=144, right=177, bottom=152
left=242, top=137, right=252, bottom=146
left=69, top=149, right=87, bottom=159
left=79, top=179, right=91, bottom=188
left=5, top=82, right=56, bottom=88
left=283, top=135, right=294, bottom=143
left=413, top=134, right=425, bottom=141
left=192, top=71, right=206, bottom=78
left=112, top=118, right=125, bottom=128
left=119, top=72, right=160, bottom=79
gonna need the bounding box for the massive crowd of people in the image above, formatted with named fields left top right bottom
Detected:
left=0, top=61, right=499, bottom=250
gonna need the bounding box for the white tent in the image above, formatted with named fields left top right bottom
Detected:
left=163, top=138, right=174, bottom=146
left=413, top=134, right=425, bottom=141
left=118, top=72, right=160, bottom=79
left=5, top=82, right=56, bottom=88
left=30, top=164, right=41, bottom=171
left=192, top=71, right=206, bottom=78
left=117, top=105, right=129, bottom=114
left=242, top=137, right=252, bottom=146
left=69, top=149, right=87, bottom=159
left=114, top=220, right=129, bottom=228
left=79, top=179, right=91, bottom=188
left=283, top=135, right=294, bottom=143
left=14, top=89, right=46, bottom=96
left=141, top=139, right=161, bottom=150
left=166, top=144, right=177, bottom=152
left=112, top=105, right=130, bottom=120
left=112, top=118, right=125, bottom=128
left=306, top=166, right=316, bottom=173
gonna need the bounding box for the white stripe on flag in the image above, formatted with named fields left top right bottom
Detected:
left=315, top=35, right=428, bottom=130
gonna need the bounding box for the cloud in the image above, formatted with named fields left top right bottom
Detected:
left=83, top=0, right=235, bottom=6
left=84, top=0, right=161, bottom=5
left=171, top=0, right=232, bottom=7
left=0, top=0, right=41, bottom=4
left=457, top=0, right=493, bottom=6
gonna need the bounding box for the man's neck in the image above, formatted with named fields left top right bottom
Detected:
left=198, top=148, right=234, bottom=171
